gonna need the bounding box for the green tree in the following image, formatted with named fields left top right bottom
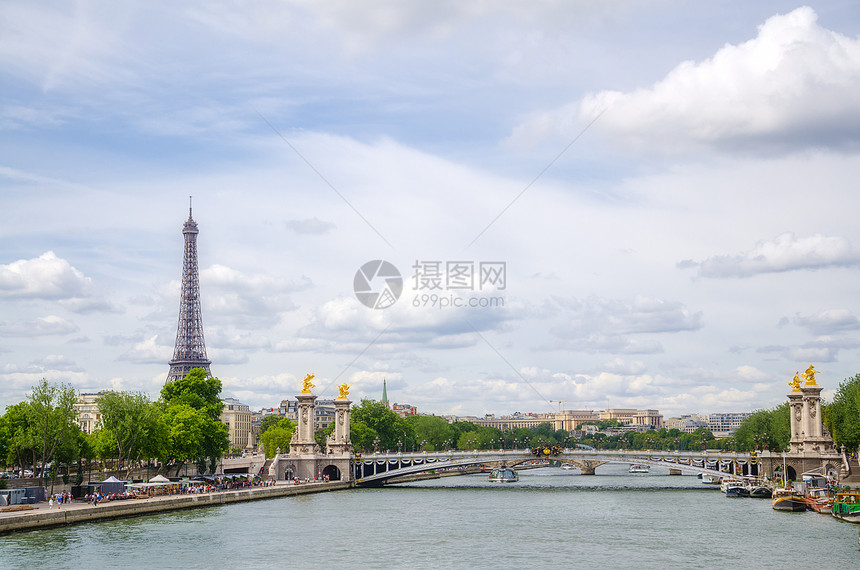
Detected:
left=407, top=415, right=454, bottom=451
left=26, top=379, right=78, bottom=486
left=733, top=403, right=790, bottom=452
left=161, top=368, right=224, bottom=421
left=162, top=403, right=206, bottom=474
left=259, top=414, right=281, bottom=435
left=97, top=391, right=162, bottom=477
left=350, top=400, right=414, bottom=452
left=456, top=430, right=482, bottom=450
left=53, top=423, right=84, bottom=487
left=160, top=368, right=229, bottom=475
left=0, top=405, right=31, bottom=471
left=350, top=421, right=378, bottom=453
left=825, top=373, right=860, bottom=451
left=0, top=412, right=8, bottom=469
left=260, top=418, right=296, bottom=458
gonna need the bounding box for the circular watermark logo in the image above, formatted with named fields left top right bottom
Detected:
left=354, top=260, right=403, bottom=309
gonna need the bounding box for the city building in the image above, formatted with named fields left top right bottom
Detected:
left=470, top=413, right=554, bottom=430
left=75, top=392, right=105, bottom=434
left=664, top=414, right=709, bottom=433
left=221, top=397, right=252, bottom=451
left=280, top=399, right=337, bottom=431
left=706, top=412, right=752, bottom=437
left=392, top=403, right=417, bottom=417
left=598, top=409, right=663, bottom=429
left=553, top=410, right=599, bottom=431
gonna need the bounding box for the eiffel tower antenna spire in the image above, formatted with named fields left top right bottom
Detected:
left=166, top=199, right=212, bottom=382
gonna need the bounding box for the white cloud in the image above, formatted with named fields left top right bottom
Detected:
left=734, top=365, right=768, bottom=382
left=119, top=335, right=173, bottom=364
left=0, top=251, right=92, bottom=299
left=512, top=7, right=860, bottom=156
left=0, top=315, right=78, bottom=337
left=0, top=1, right=138, bottom=91
left=180, top=264, right=313, bottom=329
left=680, top=233, right=860, bottom=278
left=791, top=309, right=860, bottom=335
left=285, top=218, right=336, bottom=235
left=547, top=295, right=702, bottom=355
left=758, top=337, right=860, bottom=363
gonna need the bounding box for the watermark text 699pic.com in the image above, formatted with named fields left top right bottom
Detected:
left=412, top=293, right=505, bottom=309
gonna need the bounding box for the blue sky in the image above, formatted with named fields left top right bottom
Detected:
left=4, top=1, right=860, bottom=417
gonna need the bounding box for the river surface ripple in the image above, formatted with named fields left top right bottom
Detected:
left=2, top=464, right=857, bottom=568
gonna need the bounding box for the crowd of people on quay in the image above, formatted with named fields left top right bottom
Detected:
left=130, top=474, right=277, bottom=499
left=28, top=474, right=341, bottom=510
left=47, top=492, right=72, bottom=509
left=84, top=491, right=136, bottom=505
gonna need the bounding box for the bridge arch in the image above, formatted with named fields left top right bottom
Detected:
left=322, top=464, right=341, bottom=481
left=352, top=449, right=759, bottom=487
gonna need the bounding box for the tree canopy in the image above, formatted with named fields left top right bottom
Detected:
left=825, top=373, right=860, bottom=451
left=350, top=400, right=415, bottom=452
left=96, top=391, right=163, bottom=477
left=260, top=417, right=295, bottom=458
left=159, top=368, right=229, bottom=474
left=733, top=403, right=790, bottom=452
left=26, top=379, right=78, bottom=485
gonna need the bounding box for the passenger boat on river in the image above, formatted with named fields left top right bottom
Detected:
left=488, top=466, right=519, bottom=483
left=700, top=474, right=721, bottom=486
left=747, top=484, right=772, bottom=499
left=772, top=487, right=807, bottom=512
left=720, top=478, right=743, bottom=493
left=831, top=491, right=860, bottom=523
left=805, top=486, right=834, bottom=513
left=724, top=480, right=750, bottom=497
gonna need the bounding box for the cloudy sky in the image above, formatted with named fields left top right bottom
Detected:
left=3, top=1, right=860, bottom=418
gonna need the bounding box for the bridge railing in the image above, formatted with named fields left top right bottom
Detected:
left=352, top=448, right=757, bottom=485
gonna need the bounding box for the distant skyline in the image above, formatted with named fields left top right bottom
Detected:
left=4, top=2, right=860, bottom=417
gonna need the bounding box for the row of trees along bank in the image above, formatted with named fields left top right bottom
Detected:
left=0, top=369, right=229, bottom=491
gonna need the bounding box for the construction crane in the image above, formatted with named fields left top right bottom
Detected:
left=549, top=400, right=565, bottom=413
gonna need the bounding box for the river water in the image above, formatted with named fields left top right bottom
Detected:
left=2, top=464, right=858, bottom=567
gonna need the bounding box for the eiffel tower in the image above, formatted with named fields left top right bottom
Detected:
left=166, top=198, right=212, bottom=382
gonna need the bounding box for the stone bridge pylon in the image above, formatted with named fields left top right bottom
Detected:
left=268, top=375, right=353, bottom=482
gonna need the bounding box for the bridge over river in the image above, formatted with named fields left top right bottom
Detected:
left=352, top=449, right=758, bottom=486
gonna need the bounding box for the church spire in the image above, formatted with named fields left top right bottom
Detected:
left=382, top=378, right=389, bottom=409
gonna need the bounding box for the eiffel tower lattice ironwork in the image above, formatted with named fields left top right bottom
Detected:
left=166, top=198, right=212, bottom=382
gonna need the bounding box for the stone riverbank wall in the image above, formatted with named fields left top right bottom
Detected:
left=0, top=480, right=352, bottom=535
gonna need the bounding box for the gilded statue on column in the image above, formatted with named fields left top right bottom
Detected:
left=802, top=365, right=818, bottom=386
left=337, top=382, right=351, bottom=399
left=301, top=373, right=315, bottom=394
left=789, top=373, right=802, bottom=392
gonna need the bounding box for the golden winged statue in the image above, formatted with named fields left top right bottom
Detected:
left=337, top=383, right=352, bottom=399
left=789, top=373, right=802, bottom=392
left=301, top=373, right=315, bottom=394
left=802, top=364, right=818, bottom=386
